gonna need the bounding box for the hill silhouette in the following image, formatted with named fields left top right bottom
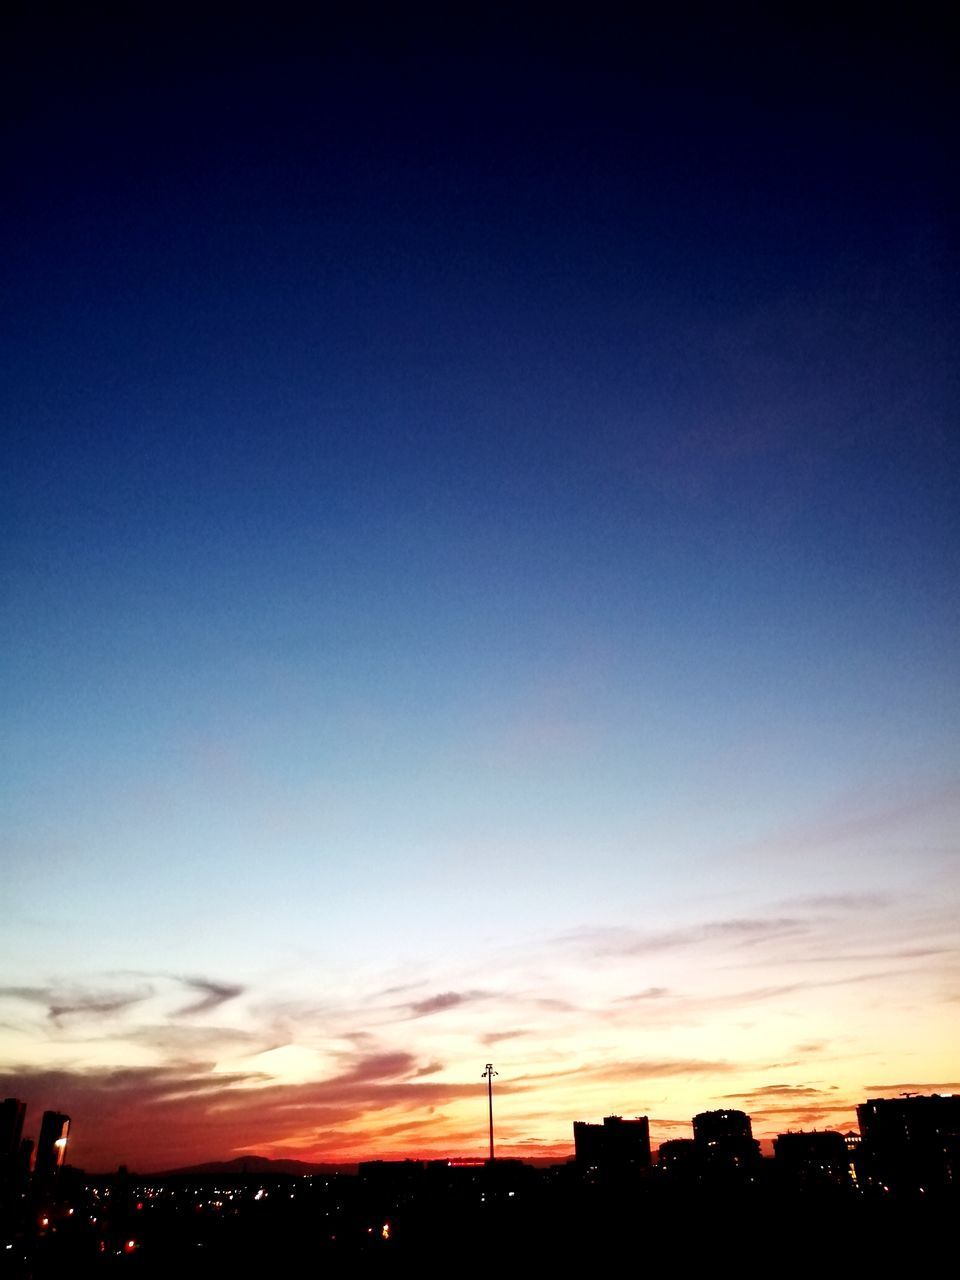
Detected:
left=160, top=1155, right=354, bottom=1176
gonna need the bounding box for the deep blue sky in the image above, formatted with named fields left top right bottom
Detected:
left=1, top=6, right=958, bottom=1166
left=4, top=6, right=956, bottom=805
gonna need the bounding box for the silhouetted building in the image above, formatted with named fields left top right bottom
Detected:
left=774, top=1130, right=850, bottom=1190
left=34, top=1111, right=70, bottom=1183
left=692, top=1110, right=761, bottom=1177
left=693, top=1109, right=752, bottom=1144
left=0, top=1098, right=27, bottom=1205
left=857, top=1094, right=960, bottom=1195
left=0, top=1098, right=26, bottom=1161
left=573, top=1121, right=605, bottom=1167
left=657, top=1138, right=697, bottom=1177
left=574, top=1115, right=650, bottom=1173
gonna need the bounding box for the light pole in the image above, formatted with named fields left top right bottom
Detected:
left=482, top=1063, right=498, bottom=1161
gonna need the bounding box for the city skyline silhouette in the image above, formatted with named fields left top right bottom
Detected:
left=2, top=3, right=956, bottom=1188
left=4, top=1084, right=957, bottom=1273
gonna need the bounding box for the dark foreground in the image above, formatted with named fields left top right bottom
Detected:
left=4, top=1182, right=955, bottom=1277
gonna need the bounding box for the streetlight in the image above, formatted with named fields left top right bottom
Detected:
left=482, top=1063, right=498, bottom=1160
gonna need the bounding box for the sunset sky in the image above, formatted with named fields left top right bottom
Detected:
left=2, top=7, right=957, bottom=1171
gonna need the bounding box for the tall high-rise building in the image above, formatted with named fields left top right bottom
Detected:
left=0, top=1098, right=27, bottom=1201
left=573, top=1120, right=605, bottom=1166
left=34, top=1111, right=70, bottom=1182
left=573, top=1115, right=650, bottom=1171
left=857, top=1094, right=960, bottom=1193
left=692, top=1109, right=753, bottom=1145
left=692, top=1109, right=761, bottom=1174
left=0, top=1098, right=26, bottom=1162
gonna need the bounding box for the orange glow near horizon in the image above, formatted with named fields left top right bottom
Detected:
left=3, top=918, right=957, bottom=1173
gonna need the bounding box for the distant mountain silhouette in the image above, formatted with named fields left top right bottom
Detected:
left=159, top=1153, right=568, bottom=1176
left=161, top=1155, right=355, bottom=1176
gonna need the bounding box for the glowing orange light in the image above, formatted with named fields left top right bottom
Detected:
left=381, top=1222, right=391, bottom=1240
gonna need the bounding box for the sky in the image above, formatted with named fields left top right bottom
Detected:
left=1, top=5, right=958, bottom=1171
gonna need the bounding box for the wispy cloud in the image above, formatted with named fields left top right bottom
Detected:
left=405, top=990, right=490, bottom=1018
left=0, top=974, right=248, bottom=1027
left=561, top=916, right=808, bottom=960
left=0, top=1062, right=265, bottom=1105
left=116, top=1025, right=265, bottom=1055
left=47, top=995, right=148, bottom=1024
left=0, top=984, right=152, bottom=1025
left=783, top=893, right=892, bottom=912
left=719, top=1084, right=832, bottom=1100
left=511, top=1058, right=740, bottom=1087
left=584, top=1058, right=740, bottom=1082
left=863, top=1081, right=960, bottom=1093
left=613, top=967, right=909, bottom=1020
left=175, top=978, right=245, bottom=1017
left=749, top=1102, right=855, bottom=1124
left=727, top=945, right=954, bottom=969
left=326, top=1051, right=421, bottom=1085
left=482, top=1029, right=531, bottom=1045
left=740, top=777, right=960, bottom=859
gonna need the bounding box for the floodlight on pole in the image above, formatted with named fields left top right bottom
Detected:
left=482, top=1062, right=498, bottom=1160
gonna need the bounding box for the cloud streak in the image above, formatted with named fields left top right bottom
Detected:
left=175, top=978, right=246, bottom=1017
left=405, top=990, right=491, bottom=1018
left=741, top=778, right=960, bottom=859
left=719, top=1084, right=832, bottom=1100
left=0, top=984, right=152, bottom=1025
left=561, top=916, right=809, bottom=960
